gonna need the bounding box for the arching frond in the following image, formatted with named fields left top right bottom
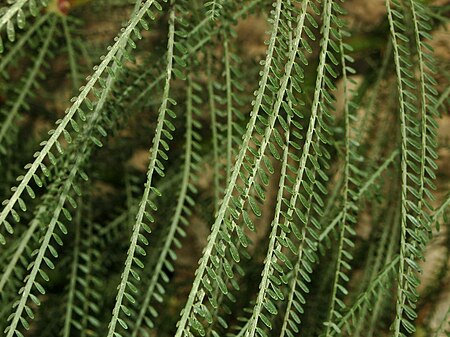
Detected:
left=106, top=5, right=177, bottom=336
left=0, top=0, right=159, bottom=242
left=387, top=0, right=439, bottom=335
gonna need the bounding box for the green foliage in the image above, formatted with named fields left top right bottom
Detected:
left=0, top=0, right=449, bottom=337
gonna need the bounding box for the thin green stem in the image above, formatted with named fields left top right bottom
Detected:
left=0, top=18, right=56, bottom=145
left=386, top=1, right=413, bottom=334
left=224, top=38, right=232, bottom=183
left=62, top=201, right=82, bottom=337
left=207, top=51, right=221, bottom=211
left=61, top=16, right=80, bottom=90
left=131, top=70, right=193, bottom=337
